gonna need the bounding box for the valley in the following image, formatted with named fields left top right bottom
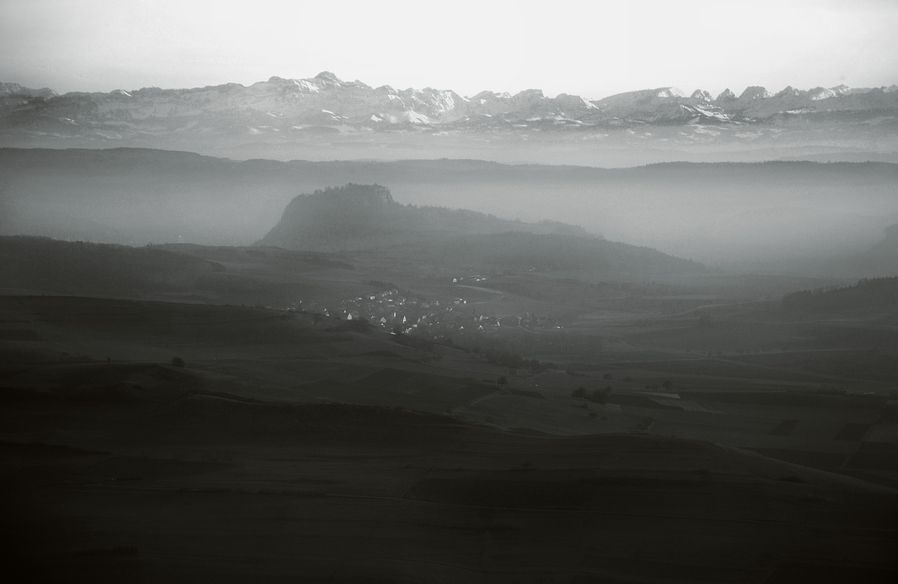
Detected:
left=3, top=255, right=897, bottom=581
left=3, top=14, right=898, bottom=578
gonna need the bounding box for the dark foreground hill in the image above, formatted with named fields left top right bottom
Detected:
left=0, top=236, right=221, bottom=297
left=0, top=236, right=365, bottom=306
left=784, top=276, right=898, bottom=313
left=1, top=295, right=896, bottom=583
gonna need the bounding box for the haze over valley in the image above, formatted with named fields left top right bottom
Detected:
left=3, top=147, right=897, bottom=271
left=2, top=1, right=897, bottom=582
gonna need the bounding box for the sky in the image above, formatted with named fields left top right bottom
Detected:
left=2, top=0, right=897, bottom=99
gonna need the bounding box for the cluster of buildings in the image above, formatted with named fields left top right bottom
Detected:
left=292, top=281, right=563, bottom=338
left=451, top=273, right=489, bottom=284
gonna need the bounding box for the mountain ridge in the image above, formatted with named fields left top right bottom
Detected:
left=2, top=72, right=896, bottom=135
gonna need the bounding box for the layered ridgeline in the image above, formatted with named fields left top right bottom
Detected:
left=259, top=184, right=703, bottom=276
left=3, top=148, right=897, bottom=270
left=3, top=72, right=897, bottom=132
left=2, top=73, right=897, bottom=163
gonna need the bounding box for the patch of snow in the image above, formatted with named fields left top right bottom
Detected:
left=656, top=87, right=684, bottom=98
left=681, top=104, right=730, bottom=122
left=831, top=84, right=851, bottom=96
left=293, top=79, right=320, bottom=93
left=691, top=89, right=712, bottom=101
left=809, top=88, right=835, bottom=101
left=404, top=110, right=431, bottom=125
left=427, top=89, right=457, bottom=114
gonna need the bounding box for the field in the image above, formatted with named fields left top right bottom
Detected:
left=5, top=5, right=898, bottom=582
left=1, top=284, right=896, bottom=581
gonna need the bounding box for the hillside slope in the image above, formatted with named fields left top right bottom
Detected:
left=258, top=184, right=704, bottom=278
left=259, top=183, right=587, bottom=251
left=4, top=148, right=893, bottom=268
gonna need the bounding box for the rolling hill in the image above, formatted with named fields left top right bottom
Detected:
left=258, top=183, right=704, bottom=278
left=3, top=147, right=896, bottom=269
left=259, top=183, right=587, bottom=252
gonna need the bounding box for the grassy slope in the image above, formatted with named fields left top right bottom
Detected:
left=1, top=296, right=896, bottom=582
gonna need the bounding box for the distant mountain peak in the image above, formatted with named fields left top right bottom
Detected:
left=716, top=88, right=736, bottom=101
left=314, top=71, right=342, bottom=84
left=807, top=86, right=837, bottom=101
left=0, top=81, right=56, bottom=98
left=775, top=85, right=801, bottom=98
left=556, top=93, right=598, bottom=110
left=2, top=74, right=896, bottom=142
left=691, top=89, right=712, bottom=101
left=739, top=86, right=770, bottom=100
left=655, top=87, right=683, bottom=99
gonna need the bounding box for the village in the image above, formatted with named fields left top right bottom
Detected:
left=291, top=273, right=564, bottom=339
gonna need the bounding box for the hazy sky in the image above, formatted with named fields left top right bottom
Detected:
left=2, top=0, right=897, bottom=98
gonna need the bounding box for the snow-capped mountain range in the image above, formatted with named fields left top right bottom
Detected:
left=2, top=72, right=897, bottom=136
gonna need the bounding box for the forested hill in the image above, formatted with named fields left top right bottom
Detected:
left=783, top=277, right=898, bottom=313
left=258, top=183, right=705, bottom=277
left=258, top=183, right=588, bottom=252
